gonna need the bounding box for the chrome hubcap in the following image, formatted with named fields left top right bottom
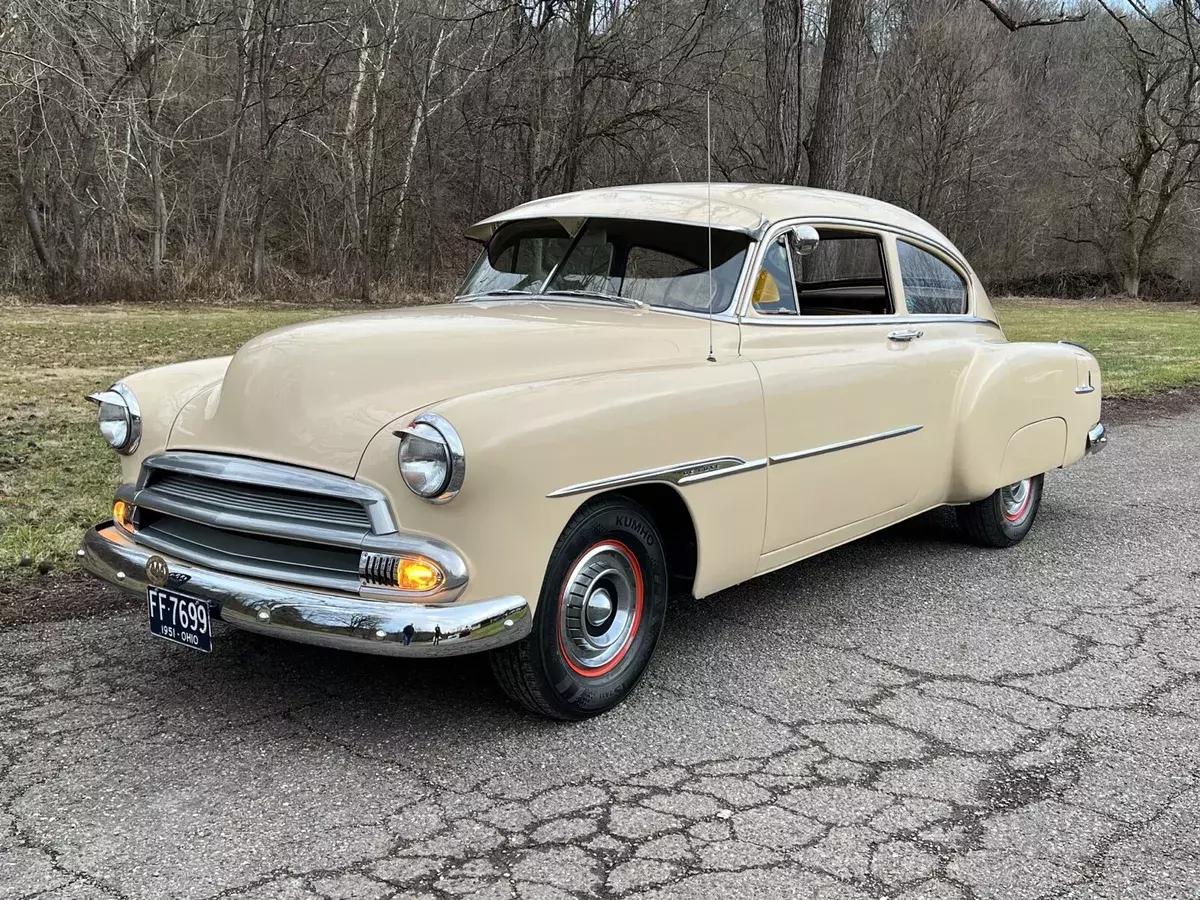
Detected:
left=560, top=542, right=641, bottom=671
left=1001, top=479, right=1032, bottom=522
left=585, top=588, right=614, bottom=628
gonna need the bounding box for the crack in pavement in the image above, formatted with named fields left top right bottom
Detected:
left=2, top=412, right=1199, bottom=900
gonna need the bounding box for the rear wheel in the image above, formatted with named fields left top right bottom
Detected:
left=490, top=497, right=669, bottom=720
left=956, top=474, right=1043, bottom=548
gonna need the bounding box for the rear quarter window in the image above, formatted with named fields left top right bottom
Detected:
left=896, top=240, right=968, bottom=315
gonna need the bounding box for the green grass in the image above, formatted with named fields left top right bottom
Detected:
left=994, top=298, right=1200, bottom=396
left=2, top=297, right=1198, bottom=577
left=1, top=304, right=338, bottom=576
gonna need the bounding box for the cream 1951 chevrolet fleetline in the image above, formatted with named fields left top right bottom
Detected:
left=81, top=184, right=1106, bottom=719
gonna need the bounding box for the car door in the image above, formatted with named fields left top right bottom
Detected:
left=738, top=224, right=951, bottom=567
left=884, top=235, right=994, bottom=496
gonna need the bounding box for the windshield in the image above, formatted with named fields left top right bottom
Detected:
left=459, top=218, right=572, bottom=296
left=459, top=217, right=752, bottom=314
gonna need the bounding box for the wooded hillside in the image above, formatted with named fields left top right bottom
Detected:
left=1, top=0, right=1197, bottom=302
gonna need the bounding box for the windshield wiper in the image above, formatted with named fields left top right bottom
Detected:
left=542, top=289, right=645, bottom=309
left=455, top=288, right=537, bottom=300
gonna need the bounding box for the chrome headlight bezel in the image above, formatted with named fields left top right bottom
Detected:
left=395, top=412, right=466, bottom=504
left=86, top=381, right=141, bottom=455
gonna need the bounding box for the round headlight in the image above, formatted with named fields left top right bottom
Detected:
left=396, top=413, right=465, bottom=503
left=87, top=382, right=141, bottom=454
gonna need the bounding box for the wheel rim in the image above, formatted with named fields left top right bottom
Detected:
left=558, top=540, right=644, bottom=677
left=1001, top=478, right=1033, bottom=523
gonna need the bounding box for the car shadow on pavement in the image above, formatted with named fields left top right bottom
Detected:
left=135, top=505, right=973, bottom=737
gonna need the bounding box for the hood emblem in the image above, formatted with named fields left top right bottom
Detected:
left=146, top=556, right=170, bottom=587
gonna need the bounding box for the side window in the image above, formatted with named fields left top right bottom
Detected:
left=896, top=240, right=968, bottom=315
left=750, top=238, right=798, bottom=315
left=789, top=230, right=892, bottom=316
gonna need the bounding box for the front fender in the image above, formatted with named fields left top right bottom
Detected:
left=356, top=359, right=767, bottom=610
left=113, top=358, right=232, bottom=484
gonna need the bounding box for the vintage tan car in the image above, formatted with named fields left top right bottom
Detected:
left=80, top=184, right=1106, bottom=718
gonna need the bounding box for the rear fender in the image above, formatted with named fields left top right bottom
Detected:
left=948, top=341, right=1099, bottom=502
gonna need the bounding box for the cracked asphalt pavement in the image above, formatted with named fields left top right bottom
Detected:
left=3, top=408, right=1199, bottom=900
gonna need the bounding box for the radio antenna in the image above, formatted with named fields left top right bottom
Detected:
left=706, top=90, right=716, bottom=363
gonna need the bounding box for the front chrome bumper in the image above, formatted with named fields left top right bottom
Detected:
left=1087, top=421, right=1107, bottom=455
left=80, top=524, right=531, bottom=658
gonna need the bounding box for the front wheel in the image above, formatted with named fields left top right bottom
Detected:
left=490, top=497, right=669, bottom=720
left=956, top=474, right=1044, bottom=548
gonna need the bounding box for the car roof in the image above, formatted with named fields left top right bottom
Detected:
left=465, top=183, right=953, bottom=249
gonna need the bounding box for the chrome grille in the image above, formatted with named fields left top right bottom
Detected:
left=360, top=551, right=401, bottom=588
left=124, top=452, right=396, bottom=593
left=150, top=471, right=372, bottom=531
left=137, top=517, right=361, bottom=593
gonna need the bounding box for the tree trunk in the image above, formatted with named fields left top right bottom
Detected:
left=808, top=0, right=866, bottom=191
left=211, top=6, right=254, bottom=266
left=561, top=0, right=595, bottom=193
left=1122, top=263, right=1140, bottom=298
left=15, top=152, right=62, bottom=300
left=251, top=182, right=267, bottom=292
left=763, top=0, right=803, bottom=184
left=1122, top=223, right=1141, bottom=297
left=384, top=26, right=444, bottom=269
left=345, top=24, right=371, bottom=300
left=149, top=136, right=166, bottom=293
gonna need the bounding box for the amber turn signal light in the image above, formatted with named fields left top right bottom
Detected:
left=396, top=558, right=442, bottom=592
left=113, top=499, right=135, bottom=532
left=359, top=551, right=444, bottom=593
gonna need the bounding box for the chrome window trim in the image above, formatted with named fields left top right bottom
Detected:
left=547, top=455, right=767, bottom=498
left=737, top=314, right=1000, bottom=330
left=749, top=233, right=800, bottom=317
left=769, top=425, right=924, bottom=466
left=735, top=215, right=979, bottom=321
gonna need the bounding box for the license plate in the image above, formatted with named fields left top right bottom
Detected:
left=147, top=586, right=212, bottom=653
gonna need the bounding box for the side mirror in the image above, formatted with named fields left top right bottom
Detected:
left=791, top=225, right=820, bottom=256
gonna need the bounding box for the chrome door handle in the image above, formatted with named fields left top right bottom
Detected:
left=887, top=329, right=924, bottom=342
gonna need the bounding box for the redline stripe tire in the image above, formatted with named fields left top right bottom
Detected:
left=957, top=474, right=1044, bottom=548
left=490, top=497, right=668, bottom=720
left=556, top=539, right=645, bottom=678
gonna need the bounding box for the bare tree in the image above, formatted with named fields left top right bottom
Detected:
left=1, top=0, right=1198, bottom=302
left=763, top=0, right=804, bottom=183
left=1062, top=4, right=1200, bottom=295
left=808, top=0, right=867, bottom=190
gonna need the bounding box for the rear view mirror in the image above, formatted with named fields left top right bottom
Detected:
left=791, top=225, right=820, bottom=256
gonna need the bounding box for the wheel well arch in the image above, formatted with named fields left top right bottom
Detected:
left=597, top=483, right=699, bottom=599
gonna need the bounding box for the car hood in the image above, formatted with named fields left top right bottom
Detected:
left=167, top=300, right=709, bottom=476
